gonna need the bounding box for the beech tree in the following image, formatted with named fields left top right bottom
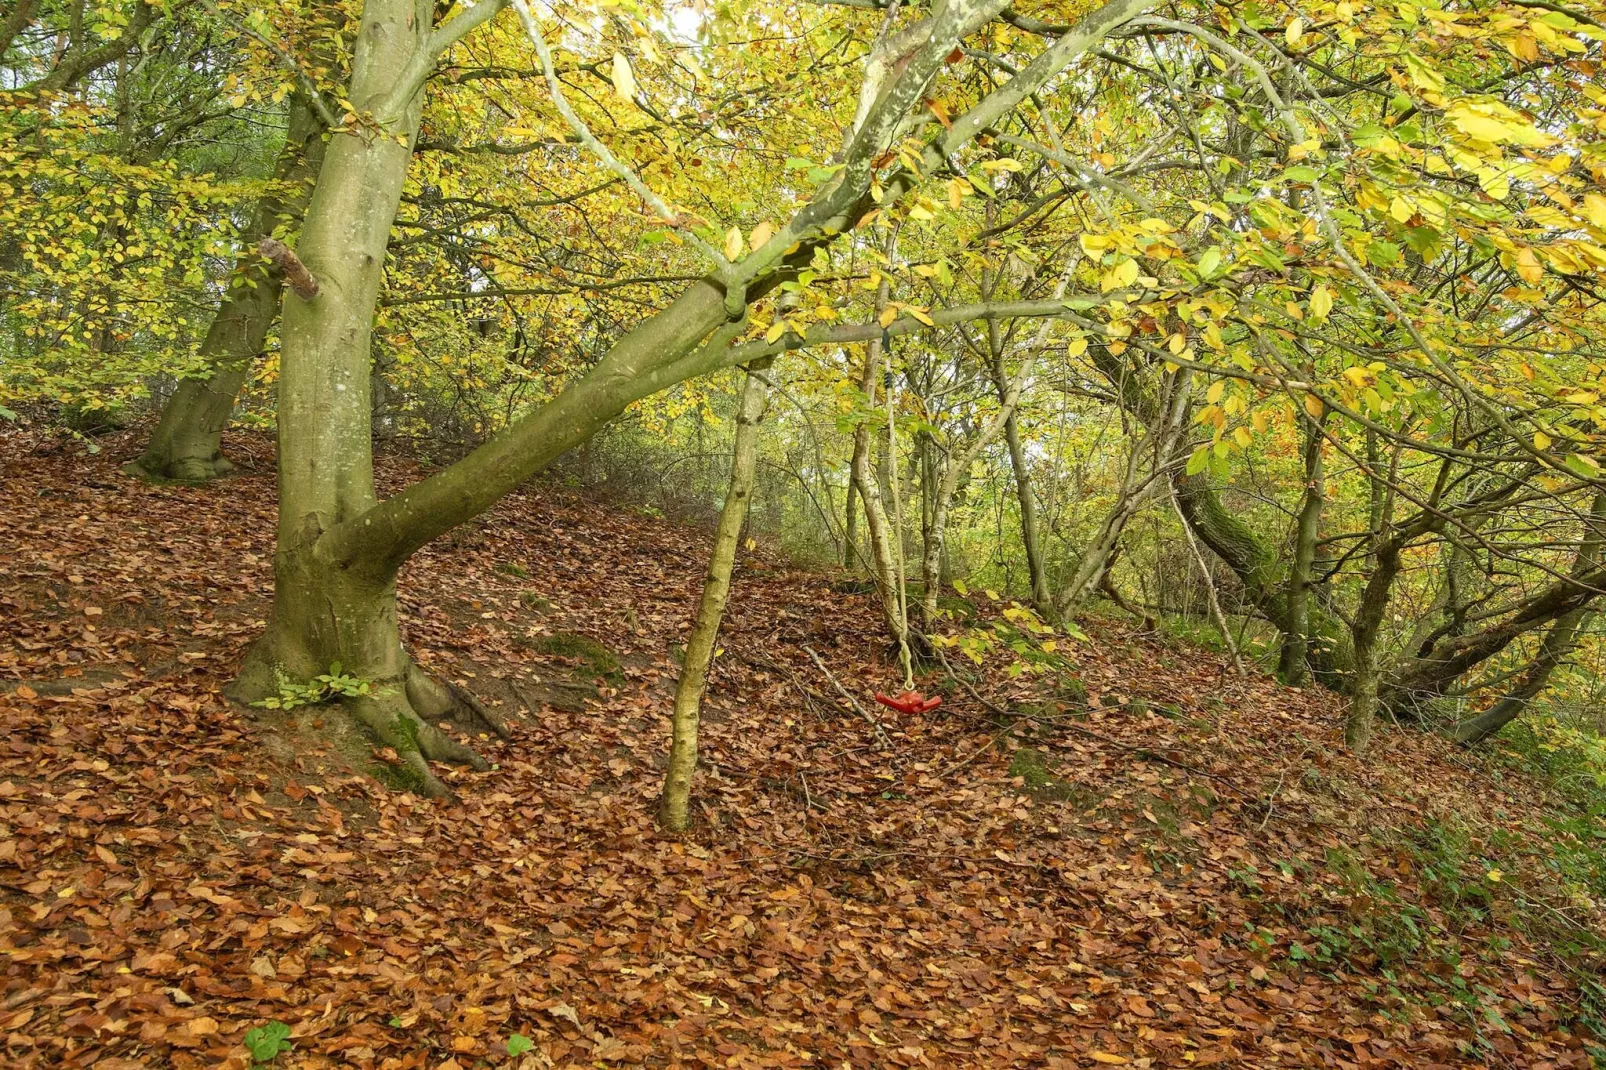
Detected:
left=228, top=0, right=1155, bottom=794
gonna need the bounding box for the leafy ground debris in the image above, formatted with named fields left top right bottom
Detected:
left=0, top=430, right=1601, bottom=1068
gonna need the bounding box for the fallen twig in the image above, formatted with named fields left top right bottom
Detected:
left=802, top=644, right=892, bottom=749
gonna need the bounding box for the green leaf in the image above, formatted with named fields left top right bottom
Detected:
left=508, top=1034, right=535, bottom=1057
left=1565, top=454, right=1601, bottom=478
left=244, top=1020, right=293, bottom=1063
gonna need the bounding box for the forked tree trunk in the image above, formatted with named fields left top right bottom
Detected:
left=848, top=262, right=914, bottom=662
left=660, top=359, right=773, bottom=831
left=228, top=0, right=482, bottom=797
left=851, top=339, right=914, bottom=660
left=1344, top=548, right=1399, bottom=754
left=1058, top=366, right=1190, bottom=617
left=128, top=94, right=327, bottom=481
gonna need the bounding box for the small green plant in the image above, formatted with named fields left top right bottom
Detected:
left=507, top=1033, right=535, bottom=1057
left=243, top=1020, right=293, bottom=1065
left=253, top=663, right=373, bottom=711
left=501, top=560, right=530, bottom=578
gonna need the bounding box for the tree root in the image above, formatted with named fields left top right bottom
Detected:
left=349, top=689, right=487, bottom=799
left=229, top=645, right=503, bottom=799
left=123, top=453, right=236, bottom=484
left=404, top=664, right=511, bottom=740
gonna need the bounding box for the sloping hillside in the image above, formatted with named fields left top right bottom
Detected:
left=0, top=431, right=1601, bottom=1069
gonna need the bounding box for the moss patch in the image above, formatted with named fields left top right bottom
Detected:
left=1007, top=747, right=1098, bottom=806
left=528, top=631, right=623, bottom=685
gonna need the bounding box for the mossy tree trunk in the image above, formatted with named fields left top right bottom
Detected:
left=660, top=359, right=773, bottom=831
left=128, top=93, right=328, bottom=481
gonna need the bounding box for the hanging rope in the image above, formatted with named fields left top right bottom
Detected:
left=884, top=327, right=915, bottom=690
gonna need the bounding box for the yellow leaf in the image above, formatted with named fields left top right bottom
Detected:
left=1534, top=430, right=1552, bottom=450
left=878, top=305, right=899, bottom=328
left=1090, top=1055, right=1129, bottom=1065
left=1285, top=17, right=1304, bottom=47
left=763, top=320, right=788, bottom=343
left=907, top=306, right=935, bottom=326
left=1486, top=868, right=1503, bottom=883
left=1206, top=380, right=1225, bottom=404
left=1304, top=393, right=1324, bottom=419
left=1068, top=336, right=1089, bottom=358
left=749, top=221, right=775, bottom=252
left=1514, top=247, right=1543, bottom=284
left=1102, top=257, right=1139, bottom=292
left=1310, top=284, right=1333, bottom=321
left=723, top=226, right=744, bottom=262
left=1233, top=426, right=1253, bottom=448
left=948, top=178, right=967, bottom=210
left=610, top=52, right=637, bottom=100
left=1168, top=332, right=1186, bottom=355
left=1252, top=409, right=1270, bottom=432
left=1584, top=193, right=1606, bottom=228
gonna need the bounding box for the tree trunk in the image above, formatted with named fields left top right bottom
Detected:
left=229, top=0, right=487, bottom=797
left=660, top=359, right=773, bottom=831
left=847, top=257, right=913, bottom=664
left=1344, top=544, right=1401, bottom=753
left=1279, top=410, right=1326, bottom=684
left=1059, top=366, right=1191, bottom=616
left=128, top=93, right=327, bottom=480
left=843, top=476, right=859, bottom=569
left=1000, top=405, right=1050, bottom=613
left=851, top=335, right=913, bottom=658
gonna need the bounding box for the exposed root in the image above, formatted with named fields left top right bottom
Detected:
left=444, top=679, right=512, bottom=740
left=349, top=690, right=487, bottom=798
left=123, top=453, right=235, bottom=484
left=404, top=664, right=512, bottom=740
left=231, top=650, right=496, bottom=799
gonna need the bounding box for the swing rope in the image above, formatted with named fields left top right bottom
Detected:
left=884, top=328, right=915, bottom=691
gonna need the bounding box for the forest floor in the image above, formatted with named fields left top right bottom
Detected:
left=1, top=429, right=1603, bottom=1070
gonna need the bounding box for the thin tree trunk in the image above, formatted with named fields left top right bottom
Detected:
left=660, top=358, right=773, bottom=830
left=999, top=405, right=1050, bottom=613
left=1171, top=488, right=1245, bottom=676
left=1279, top=410, right=1326, bottom=684
left=1345, top=547, right=1400, bottom=753
left=848, top=244, right=913, bottom=667
left=843, top=477, right=859, bottom=569
left=129, top=93, right=327, bottom=480
left=1058, top=366, right=1191, bottom=616
left=1345, top=455, right=1405, bottom=754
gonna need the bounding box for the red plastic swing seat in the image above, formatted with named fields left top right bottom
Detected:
left=873, top=689, right=943, bottom=714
